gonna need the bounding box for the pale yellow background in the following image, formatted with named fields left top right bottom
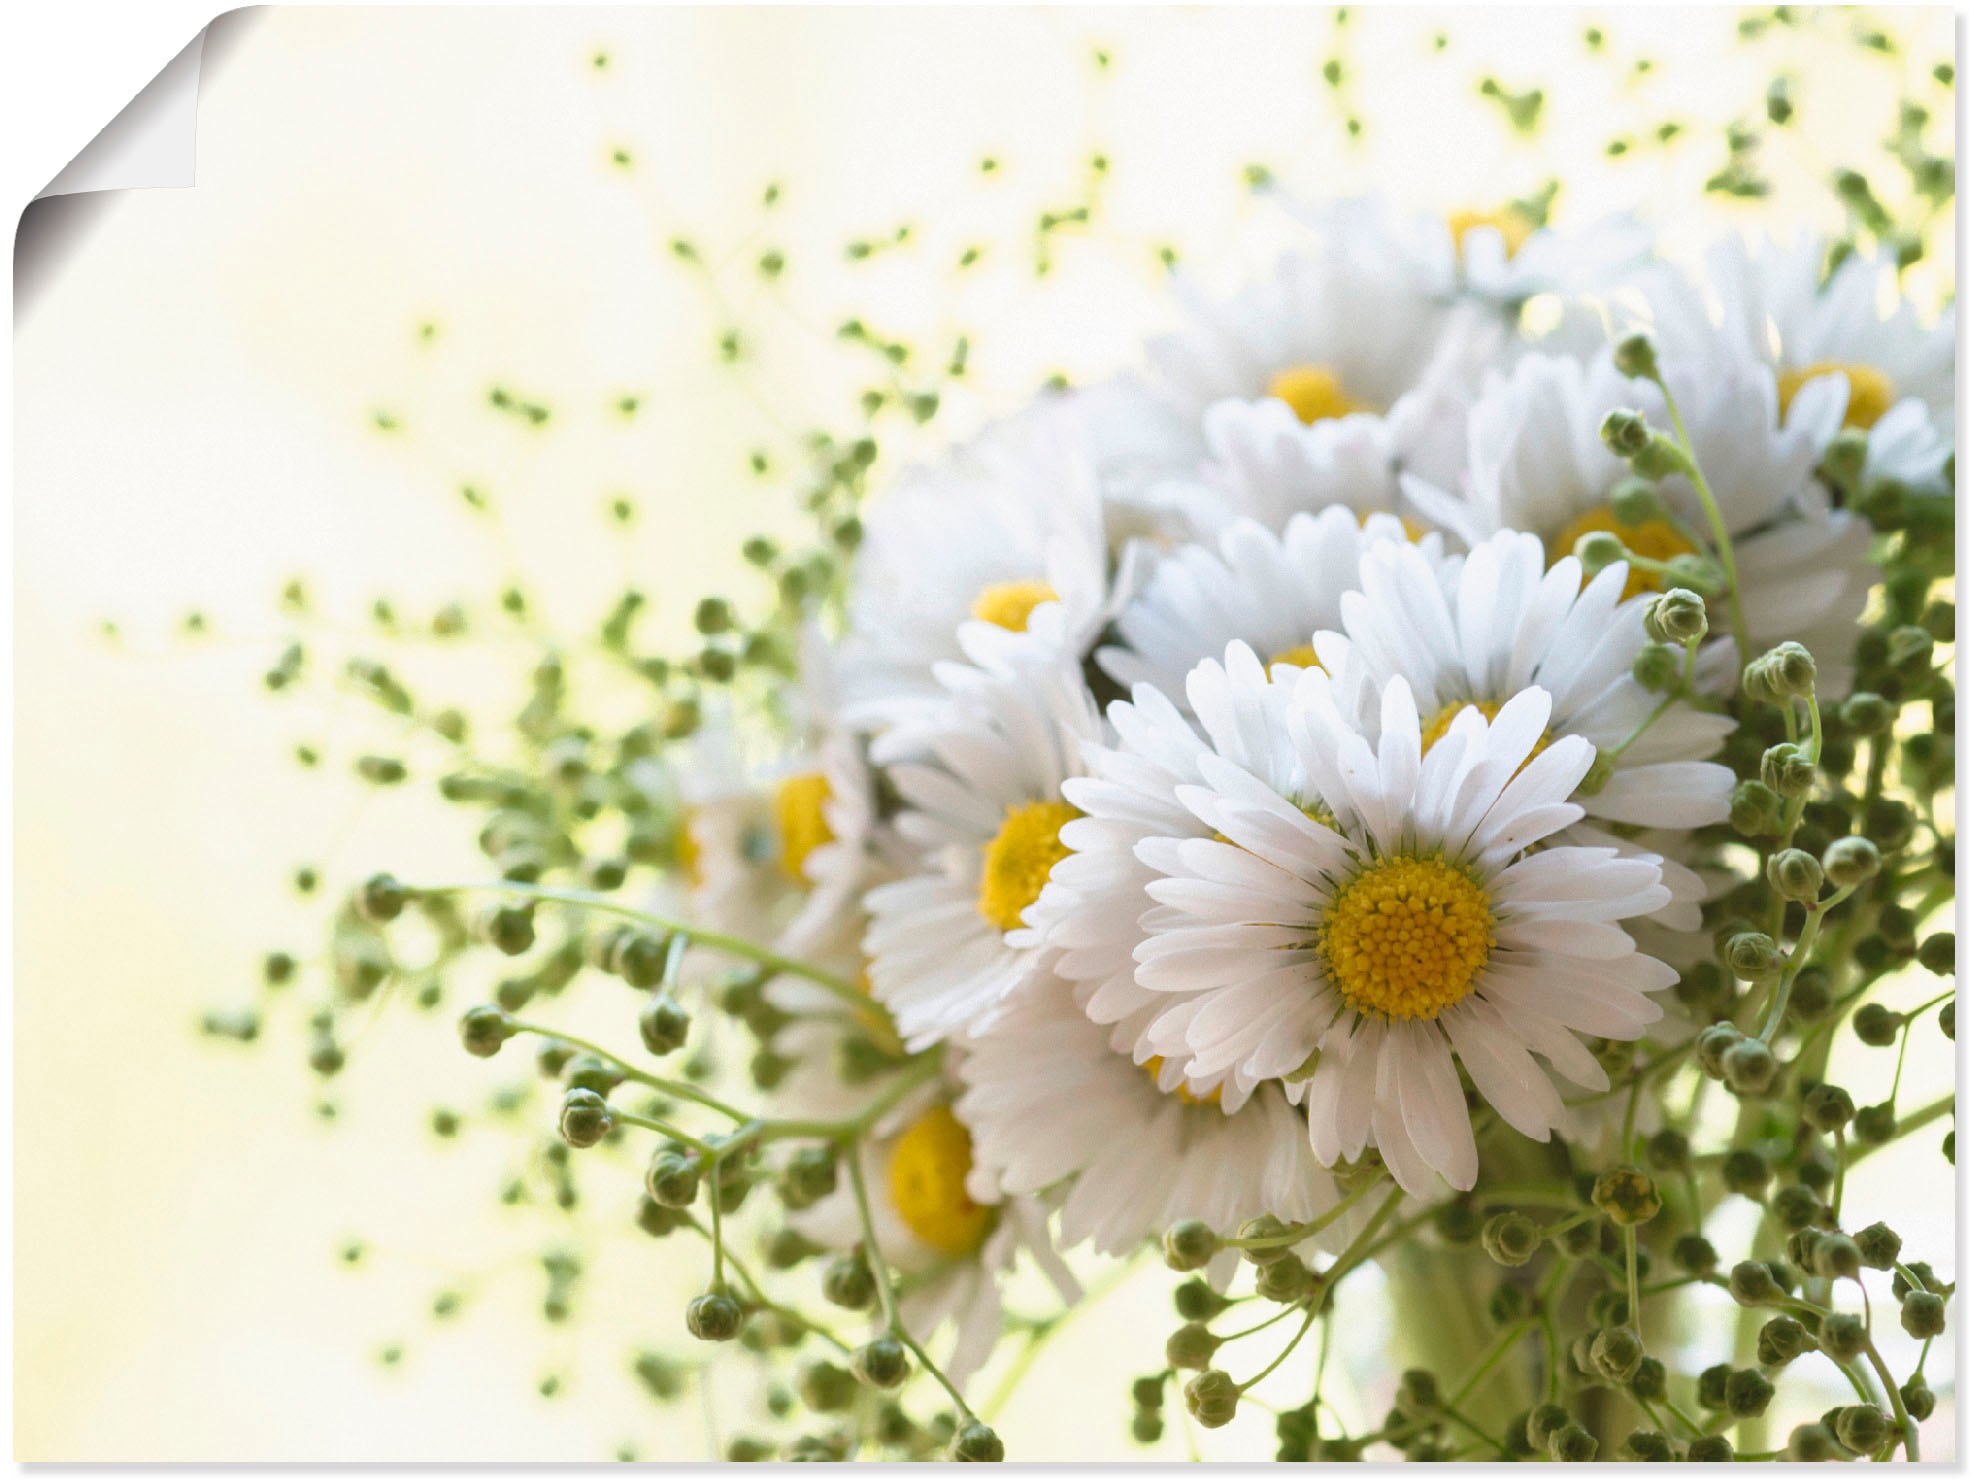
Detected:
left=15, top=6, right=1955, bottom=1461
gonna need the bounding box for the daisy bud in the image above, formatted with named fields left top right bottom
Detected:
left=1768, top=1183, right=1823, bottom=1231
left=1852, top=1003, right=1900, bottom=1046
left=1162, top=1219, right=1221, bottom=1272
left=1235, top=1215, right=1295, bottom=1265
left=558, top=1088, right=614, bottom=1148
left=1729, top=780, right=1785, bottom=838
left=1396, top=1369, right=1440, bottom=1415
left=1573, top=530, right=1629, bottom=574
left=1687, top=1436, right=1734, bottom=1462
left=1645, top=1128, right=1690, bottom=1171
left=763, top=1228, right=815, bottom=1269
left=1765, top=641, right=1818, bottom=699
left=1673, top=1234, right=1718, bottom=1274
left=1900, top=1290, right=1947, bottom=1339
left=1591, top=1326, right=1644, bottom=1382
left=1131, top=1375, right=1166, bottom=1410
left=777, top=1145, right=837, bottom=1210
left=1820, top=1312, right=1869, bottom=1359
left=1902, top=1378, right=1936, bottom=1422
left=357, top=872, right=409, bottom=924
left=1482, top=1211, right=1541, bottom=1267
left=1547, top=1422, right=1598, bottom=1463
left=645, top=1149, right=701, bottom=1208
left=951, top=1422, right=1005, bottom=1463
left=1643, top=587, right=1708, bottom=645
left=1592, top=1168, right=1661, bottom=1226
left=1724, top=1368, right=1774, bottom=1419
left=1727, top=1260, right=1781, bottom=1307
left=1854, top=1221, right=1902, bottom=1271
left=1184, top=1371, right=1240, bottom=1429
left=1662, top=553, right=1725, bottom=595
left=1800, top=1082, right=1854, bottom=1133
left=1839, top=690, right=1893, bottom=734
left=1814, top=1234, right=1863, bottom=1280
left=1173, top=1278, right=1230, bottom=1322
left=1622, top=1429, right=1673, bottom=1462
left=1611, top=332, right=1660, bottom=380
left=1696, top=1364, right=1731, bottom=1410
left=1757, top=1315, right=1812, bottom=1367
left=1941, top=1002, right=1956, bottom=1040
left=1886, top=623, right=1935, bottom=670
left=685, top=1291, right=743, bottom=1342
left=1720, top=1148, right=1772, bottom=1198
left=821, top=1252, right=876, bottom=1311
left=1599, top=408, right=1652, bottom=457
left=1723, top=931, right=1782, bottom=981
left=1894, top=1261, right=1944, bottom=1299
left=1629, top=1357, right=1667, bottom=1402
left=1524, top=1405, right=1570, bottom=1451
left=1822, top=835, right=1880, bottom=887
left=851, top=1337, right=910, bottom=1390
left=478, top=904, right=537, bottom=957
left=1631, top=643, right=1681, bottom=691
left=1488, top=1282, right=1531, bottom=1325
left=1256, top=1257, right=1314, bottom=1304
left=1696, top=1023, right=1743, bottom=1079
left=1834, top=1406, right=1891, bottom=1457
left=1766, top=848, right=1823, bottom=902
left=1740, top=656, right=1784, bottom=705
left=1609, top=475, right=1668, bottom=525
left=797, top=1360, right=857, bottom=1412
left=1131, top=1412, right=1163, bottom=1446
left=1820, top=428, right=1868, bottom=490
left=1788, top=1423, right=1841, bottom=1462
left=1166, top=1322, right=1222, bottom=1371
left=1854, top=1101, right=1897, bottom=1144
left=639, top=995, right=691, bottom=1056
left=459, top=1004, right=517, bottom=1057
left=1722, top=1039, right=1779, bottom=1097
left=1919, top=932, right=1954, bottom=975
left=614, top=931, right=673, bottom=988
left=1761, top=743, right=1816, bottom=798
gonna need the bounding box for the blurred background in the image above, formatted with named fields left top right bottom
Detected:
left=15, top=5, right=1954, bottom=1460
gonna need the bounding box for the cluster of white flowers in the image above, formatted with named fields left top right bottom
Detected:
left=674, top=200, right=1952, bottom=1383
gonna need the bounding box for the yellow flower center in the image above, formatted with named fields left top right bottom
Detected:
left=887, top=1105, right=993, bottom=1257
left=1143, top=1054, right=1222, bottom=1107
left=772, top=771, right=834, bottom=881
left=978, top=798, right=1080, bottom=932
left=1266, top=642, right=1324, bottom=670
left=1448, top=206, right=1534, bottom=263
left=970, top=580, right=1058, bottom=632
left=1320, top=855, right=1495, bottom=1021
left=1266, top=364, right=1372, bottom=425
left=674, top=809, right=703, bottom=889
left=1776, top=360, right=1896, bottom=432
left=1546, top=507, right=1698, bottom=601
left=1420, top=698, right=1554, bottom=773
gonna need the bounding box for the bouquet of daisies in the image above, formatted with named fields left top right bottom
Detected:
left=250, top=198, right=1954, bottom=1463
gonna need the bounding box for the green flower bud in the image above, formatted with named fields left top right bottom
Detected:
left=558, top=1087, right=614, bottom=1148
left=950, top=1422, right=1005, bottom=1463
left=1853, top=1221, right=1902, bottom=1271
left=1600, top=408, right=1652, bottom=457
left=1885, top=623, right=1935, bottom=671
left=1575, top=530, right=1630, bottom=573
left=1433, top=1197, right=1483, bottom=1245
left=1901, top=1377, right=1936, bottom=1421
left=1592, top=1167, right=1661, bottom=1226
left=1481, top=1211, right=1541, bottom=1267
left=1852, top=1101, right=1897, bottom=1145
left=1696, top=1023, right=1743, bottom=1078
left=1548, top=1422, right=1598, bottom=1463
left=1900, top=1290, right=1946, bottom=1338
left=1741, top=656, right=1785, bottom=706
left=1894, top=1261, right=1942, bottom=1298
left=1727, top=1260, right=1780, bottom=1307
left=1822, top=835, right=1881, bottom=887
left=1235, top=1215, right=1295, bottom=1265
left=614, top=931, right=673, bottom=989
left=1591, top=1325, right=1645, bottom=1382
left=1812, top=1234, right=1862, bottom=1280
left=1644, top=587, right=1708, bottom=645
left=1166, top=1321, right=1222, bottom=1371
left=1725, top=931, right=1783, bottom=981
left=479, top=904, right=537, bottom=957
left=1662, top=552, right=1724, bottom=595
left=1767, top=1183, right=1823, bottom=1231
left=1131, top=1411, right=1164, bottom=1446
left=1631, top=643, right=1682, bottom=691
left=821, top=1252, right=876, bottom=1311
left=686, top=1291, right=743, bottom=1342
left=1487, top=1281, right=1532, bottom=1326
left=1800, top=1082, right=1855, bottom=1133
left=1919, top=932, right=1954, bottom=975
left=645, top=1147, right=702, bottom=1208
left=1724, top=1368, right=1774, bottom=1419
left=1628, top=1356, right=1667, bottom=1402
left=1761, top=744, right=1817, bottom=800
left=1787, top=1423, right=1840, bottom=1462
left=1839, top=690, right=1894, bottom=735
left=1256, top=1257, right=1314, bottom=1304
left=356, top=872, right=409, bottom=924
left=1941, top=1001, right=1956, bottom=1040
left=1184, top=1370, right=1240, bottom=1429
left=1686, top=1435, right=1734, bottom=1462
left=1820, top=427, right=1868, bottom=489
left=1729, top=779, right=1786, bottom=837
left=1766, top=847, right=1823, bottom=902
left=1672, top=1233, right=1718, bottom=1275
left=1757, top=1315, right=1813, bottom=1366
left=1765, top=641, right=1818, bottom=699
left=797, top=1360, right=857, bottom=1412
left=1621, top=1429, right=1674, bottom=1462
left=852, top=1337, right=910, bottom=1390
left=1852, top=1003, right=1901, bottom=1047
left=459, top=1004, right=517, bottom=1058
left=1525, top=1403, right=1570, bottom=1450
left=1131, top=1374, right=1166, bottom=1410
left=1720, top=1147, right=1772, bottom=1199
left=1696, top=1364, right=1731, bottom=1410
left=1612, top=332, right=1660, bottom=380
left=1172, top=1278, right=1230, bottom=1322
left=778, top=1145, right=838, bottom=1210
left=1820, top=1312, right=1868, bottom=1359
left=1833, top=1406, right=1890, bottom=1456
left=1162, top=1219, right=1221, bottom=1272
left=637, top=994, right=691, bottom=1057
left=1722, top=1038, right=1779, bottom=1097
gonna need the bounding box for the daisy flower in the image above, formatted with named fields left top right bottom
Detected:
left=1096, top=506, right=1435, bottom=710
left=1403, top=349, right=1875, bottom=695
left=1678, top=232, right=1953, bottom=495
left=836, top=400, right=1122, bottom=736
left=1051, top=650, right=1676, bottom=1196
left=862, top=641, right=1101, bottom=1049
left=955, top=977, right=1355, bottom=1275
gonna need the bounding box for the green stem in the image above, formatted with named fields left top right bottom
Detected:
left=1651, top=371, right=1753, bottom=667
left=507, top=1019, right=748, bottom=1120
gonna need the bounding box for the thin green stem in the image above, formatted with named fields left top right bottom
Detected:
left=1650, top=370, right=1752, bottom=666
left=507, top=1019, right=748, bottom=1120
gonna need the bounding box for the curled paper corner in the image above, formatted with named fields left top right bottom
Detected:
left=15, top=7, right=264, bottom=324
